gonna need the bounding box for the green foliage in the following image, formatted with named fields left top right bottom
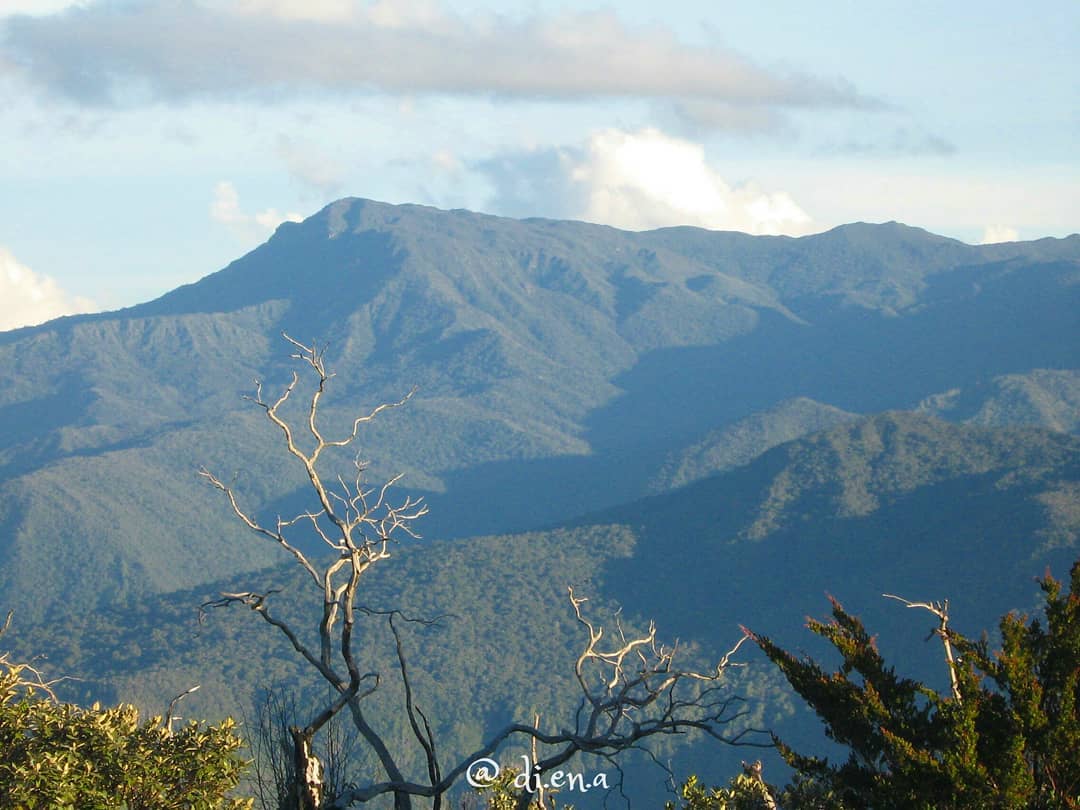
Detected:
left=7, top=525, right=661, bottom=775
left=668, top=763, right=846, bottom=810
left=669, top=770, right=844, bottom=810
left=748, top=560, right=1080, bottom=809
left=0, top=657, right=250, bottom=809
left=952, top=562, right=1080, bottom=807
left=471, top=765, right=542, bottom=810
left=666, top=772, right=775, bottom=810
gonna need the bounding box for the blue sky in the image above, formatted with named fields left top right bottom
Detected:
left=1, top=0, right=1077, bottom=329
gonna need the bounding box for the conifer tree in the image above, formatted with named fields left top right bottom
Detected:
left=744, top=560, right=1080, bottom=809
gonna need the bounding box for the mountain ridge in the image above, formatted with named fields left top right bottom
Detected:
left=6, top=201, right=1077, bottom=343
left=0, top=198, right=1076, bottom=623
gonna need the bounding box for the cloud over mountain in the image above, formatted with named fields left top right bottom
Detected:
left=210, top=181, right=303, bottom=243
left=480, top=127, right=815, bottom=235
left=980, top=225, right=1020, bottom=244
left=0, top=246, right=96, bottom=331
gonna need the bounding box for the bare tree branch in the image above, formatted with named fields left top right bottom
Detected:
left=202, top=335, right=759, bottom=810
left=165, top=684, right=201, bottom=734
left=330, top=592, right=764, bottom=808
left=0, top=611, right=68, bottom=703
left=883, top=593, right=961, bottom=702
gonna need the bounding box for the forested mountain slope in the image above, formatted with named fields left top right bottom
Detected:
left=0, top=199, right=1076, bottom=625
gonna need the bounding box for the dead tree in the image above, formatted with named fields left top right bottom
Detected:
left=200, top=335, right=761, bottom=810
left=0, top=610, right=63, bottom=702
left=883, top=593, right=962, bottom=702
left=245, top=683, right=363, bottom=810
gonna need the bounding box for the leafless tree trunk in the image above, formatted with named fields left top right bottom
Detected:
left=245, top=683, right=367, bottom=810
left=164, top=684, right=201, bottom=734
left=883, top=593, right=961, bottom=702
left=291, top=725, right=324, bottom=810
left=201, top=335, right=763, bottom=809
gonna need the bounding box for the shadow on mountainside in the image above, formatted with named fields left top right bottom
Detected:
left=432, top=262, right=1079, bottom=539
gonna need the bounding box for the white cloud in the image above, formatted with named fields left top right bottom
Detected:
left=1, top=1, right=873, bottom=119
left=363, top=0, right=446, bottom=30
left=0, top=1, right=85, bottom=17
left=572, top=129, right=814, bottom=234
left=0, top=246, right=96, bottom=331
left=481, top=128, right=815, bottom=236
left=979, top=225, right=1020, bottom=244
left=231, top=0, right=355, bottom=22
left=210, top=181, right=303, bottom=243
left=224, top=0, right=441, bottom=25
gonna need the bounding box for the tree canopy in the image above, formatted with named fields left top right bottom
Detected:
left=0, top=625, right=250, bottom=809
left=740, top=560, right=1080, bottom=809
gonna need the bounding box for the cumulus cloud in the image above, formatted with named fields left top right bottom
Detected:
left=1, top=0, right=873, bottom=118
left=0, top=246, right=96, bottom=331
left=979, top=225, right=1020, bottom=244
left=210, top=181, right=303, bottom=243
left=480, top=128, right=814, bottom=236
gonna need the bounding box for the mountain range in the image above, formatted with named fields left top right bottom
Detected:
left=1, top=198, right=1077, bottom=798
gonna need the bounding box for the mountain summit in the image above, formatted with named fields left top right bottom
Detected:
left=0, top=199, right=1077, bottom=619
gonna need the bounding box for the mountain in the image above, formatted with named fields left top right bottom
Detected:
left=917, top=368, right=1080, bottom=433
left=0, top=199, right=1077, bottom=623
left=648, top=397, right=858, bottom=492
left=597, top=412, right=1080, bottom=639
